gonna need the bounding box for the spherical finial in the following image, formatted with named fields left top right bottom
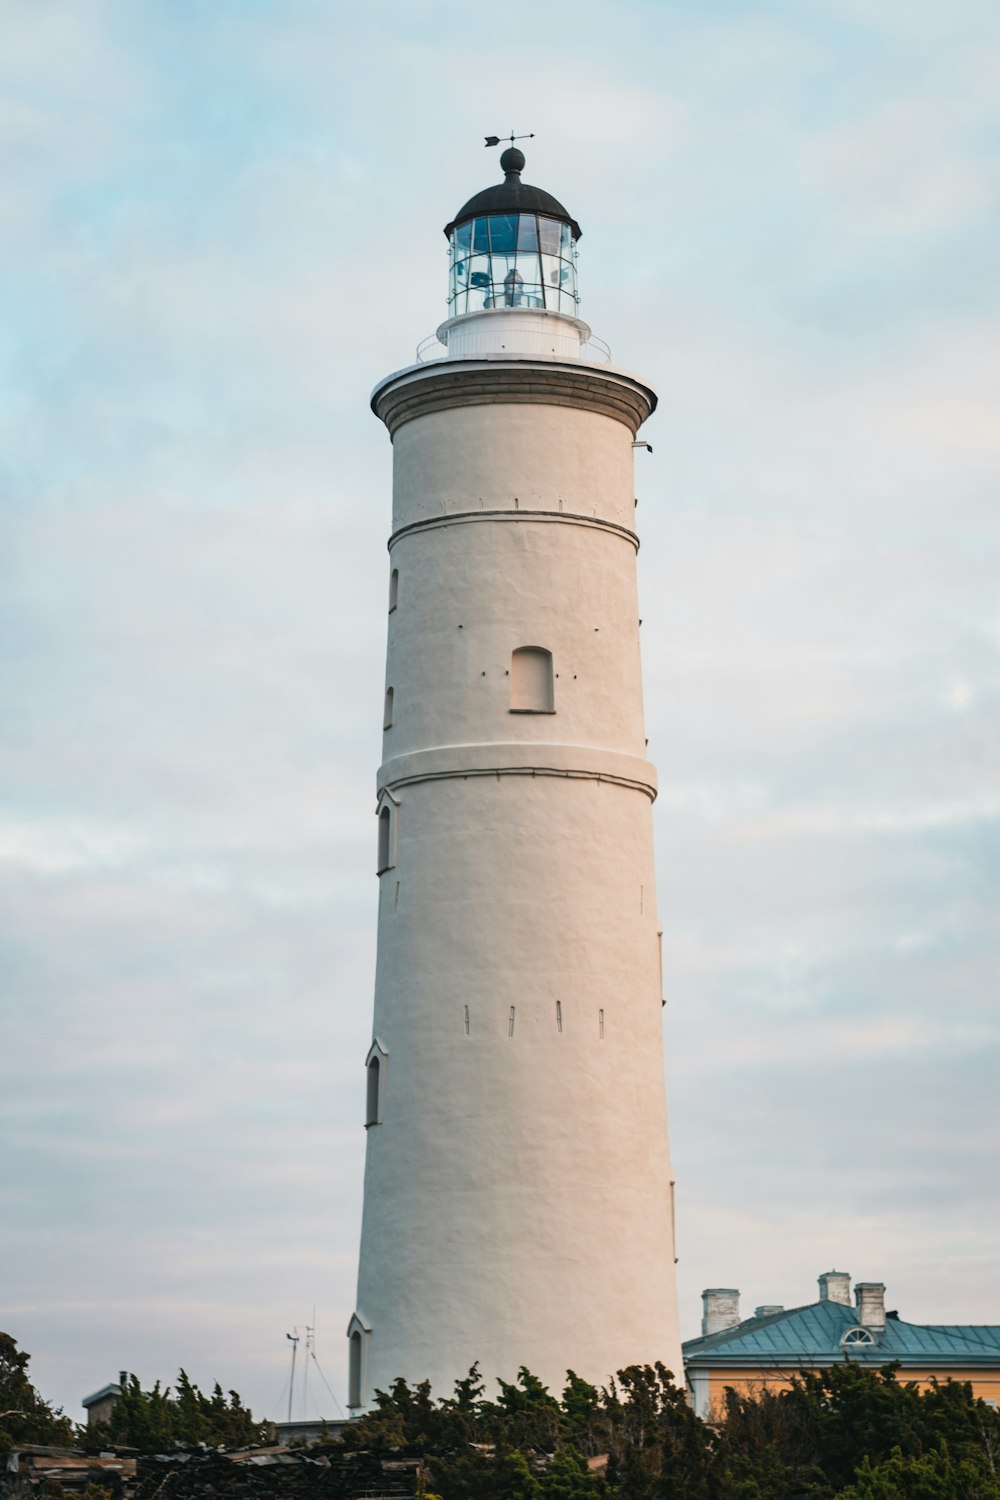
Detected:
left=500, top=145, right=525, bottom=176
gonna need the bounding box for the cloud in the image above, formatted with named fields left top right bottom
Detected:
left=1, top=0, right=997, bottom=1421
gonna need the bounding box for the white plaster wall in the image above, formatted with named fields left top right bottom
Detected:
left=390, top=402, right=638, bottom=531
left=357, top=775, right=680, bottom=1398
left=438, top=309, right=589, bottom=360
left=352, top=367, right=682, bottom=1405
left=382, top=519, right=647, bottom=764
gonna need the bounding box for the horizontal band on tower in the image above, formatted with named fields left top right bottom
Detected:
left=388, top=508, right=640, bottom=552
left=377, top=742, right=658, bottom=802
left=371, top=357, right=657, bottom=437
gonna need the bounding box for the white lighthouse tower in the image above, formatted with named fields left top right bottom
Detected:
left=348, top=147, right=681, bottom=1410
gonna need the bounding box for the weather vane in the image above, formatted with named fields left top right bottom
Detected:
left=484, top=131, right=535, bottom=148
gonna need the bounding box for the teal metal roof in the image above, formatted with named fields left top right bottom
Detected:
left=683, top=1299, right=1000, bottom=1368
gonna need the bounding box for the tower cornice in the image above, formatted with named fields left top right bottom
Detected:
left=371, top=358, right=657, bottom=438
left=388, top=508, right=640, bottom=553
left=377, top=743, right=658, bottom=802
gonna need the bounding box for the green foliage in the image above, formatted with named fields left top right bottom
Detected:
left=539, top=1447, right=608, bottom=1499
left=716, top=1364, right=1000, bottom=1499
left=558, top=1372, right=604, bottom=1458
left=95, top=1370, right=270, bottom=1451
left=600, top=1363, right=717, bottom=1499
left=839, top=1443, right=1000, bottom=1500
left=9, top=1325, right=1000, bottom=1498
left=0, top=1331, right=75, bottom=1455
left=327, top=1358, right=1000, bottom=1500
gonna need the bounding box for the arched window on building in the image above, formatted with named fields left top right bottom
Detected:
left=383, top=686, right=394, bottom=729
left=510, top=646, right=554, bottom=713
left=388, top=567, right=399, bottom=611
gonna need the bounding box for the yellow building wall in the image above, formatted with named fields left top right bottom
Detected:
left=704, top=1365, right=1000, bottom=1418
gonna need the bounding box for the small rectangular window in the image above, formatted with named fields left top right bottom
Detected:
left=389, top=568, right=398, bottom=611
left=599, top=1008, right=605, bottom=1039
left=464, top=1004, right=470, bottom=1036
left=383, top=686, right=394, bottom=729
left=508, top=1005, right=516, bottom=1038
left=670, top=1180, right=677, bottom=1263
left=555, top=1001, right=562, bottom=1033
left=511, top=646, right=554, bottom=713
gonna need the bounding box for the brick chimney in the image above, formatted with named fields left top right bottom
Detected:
left=818, top=1270, right=851, bottom=1306
left=701, top=1288, right=740, bottom=1336
left=856, top=1282, right=886, bottom=1329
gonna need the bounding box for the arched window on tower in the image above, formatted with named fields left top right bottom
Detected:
left=377, top=805, right=391, bottom=872
left=376, top=791, right=399, bottom=874
left=366, top=1055, right=380, bottom=1126
left=510, top=646, right=554, bottom=713
left=365, top=1038, right=387, bottom=1127
left=348, top=1330, right=362, bottom=1408
left=346, top=1313, right=370, bottom=1411
left=383, top=686, right=394, bottom=729
left=388, top=567, right=398, bottom=611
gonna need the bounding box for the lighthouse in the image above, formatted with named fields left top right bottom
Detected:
left=347, top=147, right=682, bottom=1410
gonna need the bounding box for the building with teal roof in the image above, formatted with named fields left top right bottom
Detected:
left=682, top=1270, right=1000, bottom=1418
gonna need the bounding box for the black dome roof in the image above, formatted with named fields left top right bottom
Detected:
left=444, top=150, right=582, bottom=240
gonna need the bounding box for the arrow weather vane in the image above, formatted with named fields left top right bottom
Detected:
left=484, top=130, right=535, bottom=147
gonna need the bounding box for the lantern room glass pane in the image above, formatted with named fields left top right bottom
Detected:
left=448, top=212, right=578, bottom=316
left=488, top=215, right=518, bottom=254
left=516, top=216, right=539, bottom=252
left=538, top=218, right=562, bottom=255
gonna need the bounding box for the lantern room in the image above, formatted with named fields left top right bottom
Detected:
left=444, top=147, right=581, bottom=318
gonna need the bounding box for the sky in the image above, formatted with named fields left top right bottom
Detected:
left=1, top=0, right=998, bottom=1428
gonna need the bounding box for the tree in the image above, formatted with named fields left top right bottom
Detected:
left=839, top=1444, right=1000, bottom=1500
left=715, top=1363, right=1000, bottom=1499
left=600, top=1363, right=717, bottom=1499
left=540, top=1447, right=608, bottom=1500
left=0, top=1332, right=75, bottom=1455
left=94, top=1371, right=270, bottom=1450
left=327, top=1357, right=1000, bottom=1499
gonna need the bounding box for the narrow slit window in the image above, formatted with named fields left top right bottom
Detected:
left=599, top=1008, right=605, bottom=1039
left=388, top=567, right=399, bottom=612
left=670, top=1180, right=677, bottom=1263
left=510, top=646, right=554, bottom=713
left=383, top=686, right=394, bottom=729
left=508, top=1005, right=516, bottom=1038
left=464, top=1004, right=470, bottom=1036
left=556, top=1001, right=563, bottom=1033
left=348, top=1330, right=362, bottom=1409
left=366, top=1055, right=380, bottom=1126
left=377, top=805, right=392, bottom=873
